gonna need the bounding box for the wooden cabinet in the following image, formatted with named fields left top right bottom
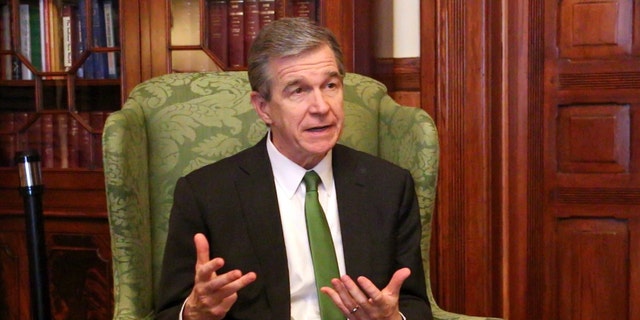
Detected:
left=0, top=0, right=373, bottom=318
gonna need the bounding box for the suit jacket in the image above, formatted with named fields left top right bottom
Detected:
left=156, top=136, right=431, bottom=319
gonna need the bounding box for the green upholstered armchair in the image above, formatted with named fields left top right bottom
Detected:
left=103, top=71, right=499, bottom=320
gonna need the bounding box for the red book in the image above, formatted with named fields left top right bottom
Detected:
left=13, top=112, right=31, bottom=152
left=26, top=115, right=43, bottom=163
left=244, top=0, right=259, bottom=60
left=292, top=0, right=316, bottom=20
left=208, top=0, right=228, bottom=66
left=89, top=111, right=106, bottom=169
left=0, top=112, right=15, bottom=166
left=228, top=0, right=245, bottom=68
left=274, top=0, right=288, bottom=19
left=258, top=0, right=275, bottom=29
left=55, top=113, right=69, bottom=168
left=78, top=112, right=92, bottom=168
left=67, top=114, right=81, bottom=168
left=41, top=113, right=55, bottom=168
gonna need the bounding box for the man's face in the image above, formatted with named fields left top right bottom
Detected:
left=251, top=44, right=344, bottom=169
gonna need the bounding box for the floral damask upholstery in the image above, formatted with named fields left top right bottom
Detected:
left=103, top=71, right=498, bottom=319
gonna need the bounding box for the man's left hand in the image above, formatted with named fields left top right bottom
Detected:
left=320, top=267, right=410, bottom=320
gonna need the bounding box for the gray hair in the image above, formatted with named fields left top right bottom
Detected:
left=247, top=17, right=345, bottom=101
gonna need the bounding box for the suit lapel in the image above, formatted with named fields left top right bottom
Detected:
left=332, top=145, right=376, bottom=277
left=234, top=138, right=291, bottom=319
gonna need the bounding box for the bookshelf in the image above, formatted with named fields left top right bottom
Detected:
left=0, top=0, right=373, bottom=318
left=0, top=0, right=119, bottom=318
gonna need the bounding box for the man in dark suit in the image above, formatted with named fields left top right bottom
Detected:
left=156, top=17, right=431, bottom=320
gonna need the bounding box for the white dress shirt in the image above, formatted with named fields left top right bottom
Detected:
left=266, top=134, right=346, bottom=320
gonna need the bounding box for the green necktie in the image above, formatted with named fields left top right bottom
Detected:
left=303, top=171, right=343, bottom=319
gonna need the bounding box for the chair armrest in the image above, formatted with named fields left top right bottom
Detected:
left=103, top=103, right=154, bottom=319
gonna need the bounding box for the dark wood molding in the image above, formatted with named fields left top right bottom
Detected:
left=420, top=0, right=502, bottom=317
left=374, top=57, right=420, bottom=92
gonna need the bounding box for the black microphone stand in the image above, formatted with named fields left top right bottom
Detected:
left=16, top=151, right=52, bottom=320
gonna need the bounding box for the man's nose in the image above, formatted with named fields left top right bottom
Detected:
left=308, top=89, right=331, bottom=112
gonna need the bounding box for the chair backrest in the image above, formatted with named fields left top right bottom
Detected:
left=103, top=71, right=439, bottom=318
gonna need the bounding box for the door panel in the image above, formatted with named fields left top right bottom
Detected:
left=544, top=0, right=640, bottom=318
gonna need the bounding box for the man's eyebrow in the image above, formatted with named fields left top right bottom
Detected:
left=282, top=79, right=303, bottom=92
left=326, top=71, right=341, bottom=79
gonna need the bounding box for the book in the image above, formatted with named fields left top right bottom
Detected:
left=258, top=0, right=275, bottom=29
left=274, top=0, right=287, bottom=19
left=1, top=4, right=11, bottom=80
left=77, top=0, right=87, bottom=78
left=54, top=113, right=69, bottom=168
left=62, top=3, right=79, bottom=71
left=67, top=113, right=80, bottom=168
left=91, top=0, right=107, bottom=79
left=292, top=0, right=315, bottom=20
left=0, top=112, right=16, bottom=166
left=45, top=0, right=63, bottom=72
left=228, top=0, right=245, bottom=68
left=103, top=0, right=118, bottom=78
left=78, top=112, right=92, bottom=167
left=208, top=0, right=228, bottom=66
left=26, top=115, right=42, bottom=159
left=13, top=112, right=31, bottom=152
left=244, top=0, right=259, bottom=62
left=89, top=111, right=106, bottom=169
left=41, top=113, right=54, bottom=168
left=19, top=4, right=33, bottom=79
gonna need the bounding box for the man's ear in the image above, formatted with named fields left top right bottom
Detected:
left=250, top=91, right=273, bottom=125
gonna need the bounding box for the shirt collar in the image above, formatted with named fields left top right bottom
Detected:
left=266, top=131, right=334, bottom=199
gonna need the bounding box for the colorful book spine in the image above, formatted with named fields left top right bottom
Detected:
left=228, top=0, right=245, bottom=68
left=104, top=0, right=118, bottom=78
left=19, top=4, right=33, bottom=79
left=62, top=3, right=78, bottom=71
left=208, top=0, right=228, bottom=66
left=77, top=0, right=87, bottom=78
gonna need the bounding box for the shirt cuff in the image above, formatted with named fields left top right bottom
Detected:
left=178, top=297, right=188, bottom=320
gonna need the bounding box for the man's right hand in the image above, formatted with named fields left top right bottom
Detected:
left=183, top=233, right=258, bottom=320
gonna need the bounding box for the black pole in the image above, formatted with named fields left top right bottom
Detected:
left=16, top=151, right=52, bottom=320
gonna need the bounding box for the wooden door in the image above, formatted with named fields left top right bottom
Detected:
left=501, top=0, right=640, bottom=318
left=542, top=0, right=640, bottom=318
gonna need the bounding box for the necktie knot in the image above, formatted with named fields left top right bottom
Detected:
left=303, top=171, right=321, bottom=192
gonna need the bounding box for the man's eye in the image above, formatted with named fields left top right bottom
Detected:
left=293, top=87, right=304, bottom=94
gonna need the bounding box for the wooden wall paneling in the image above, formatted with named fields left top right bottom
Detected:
left=318, top=0, right=355, bottom=72
left=421, top=0, right=501, bottom=316
left=543, top=0, right=640, bottom=318
left=374, top=57, right=421, bottom=108
left=556, top=219, right=629, bottom=319
left=501, top=0, right=546, bottom=318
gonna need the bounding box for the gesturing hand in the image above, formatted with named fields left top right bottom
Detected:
left=321, top=268, right=411, bottom=320
left=183, top=233, right=257, bottom=320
